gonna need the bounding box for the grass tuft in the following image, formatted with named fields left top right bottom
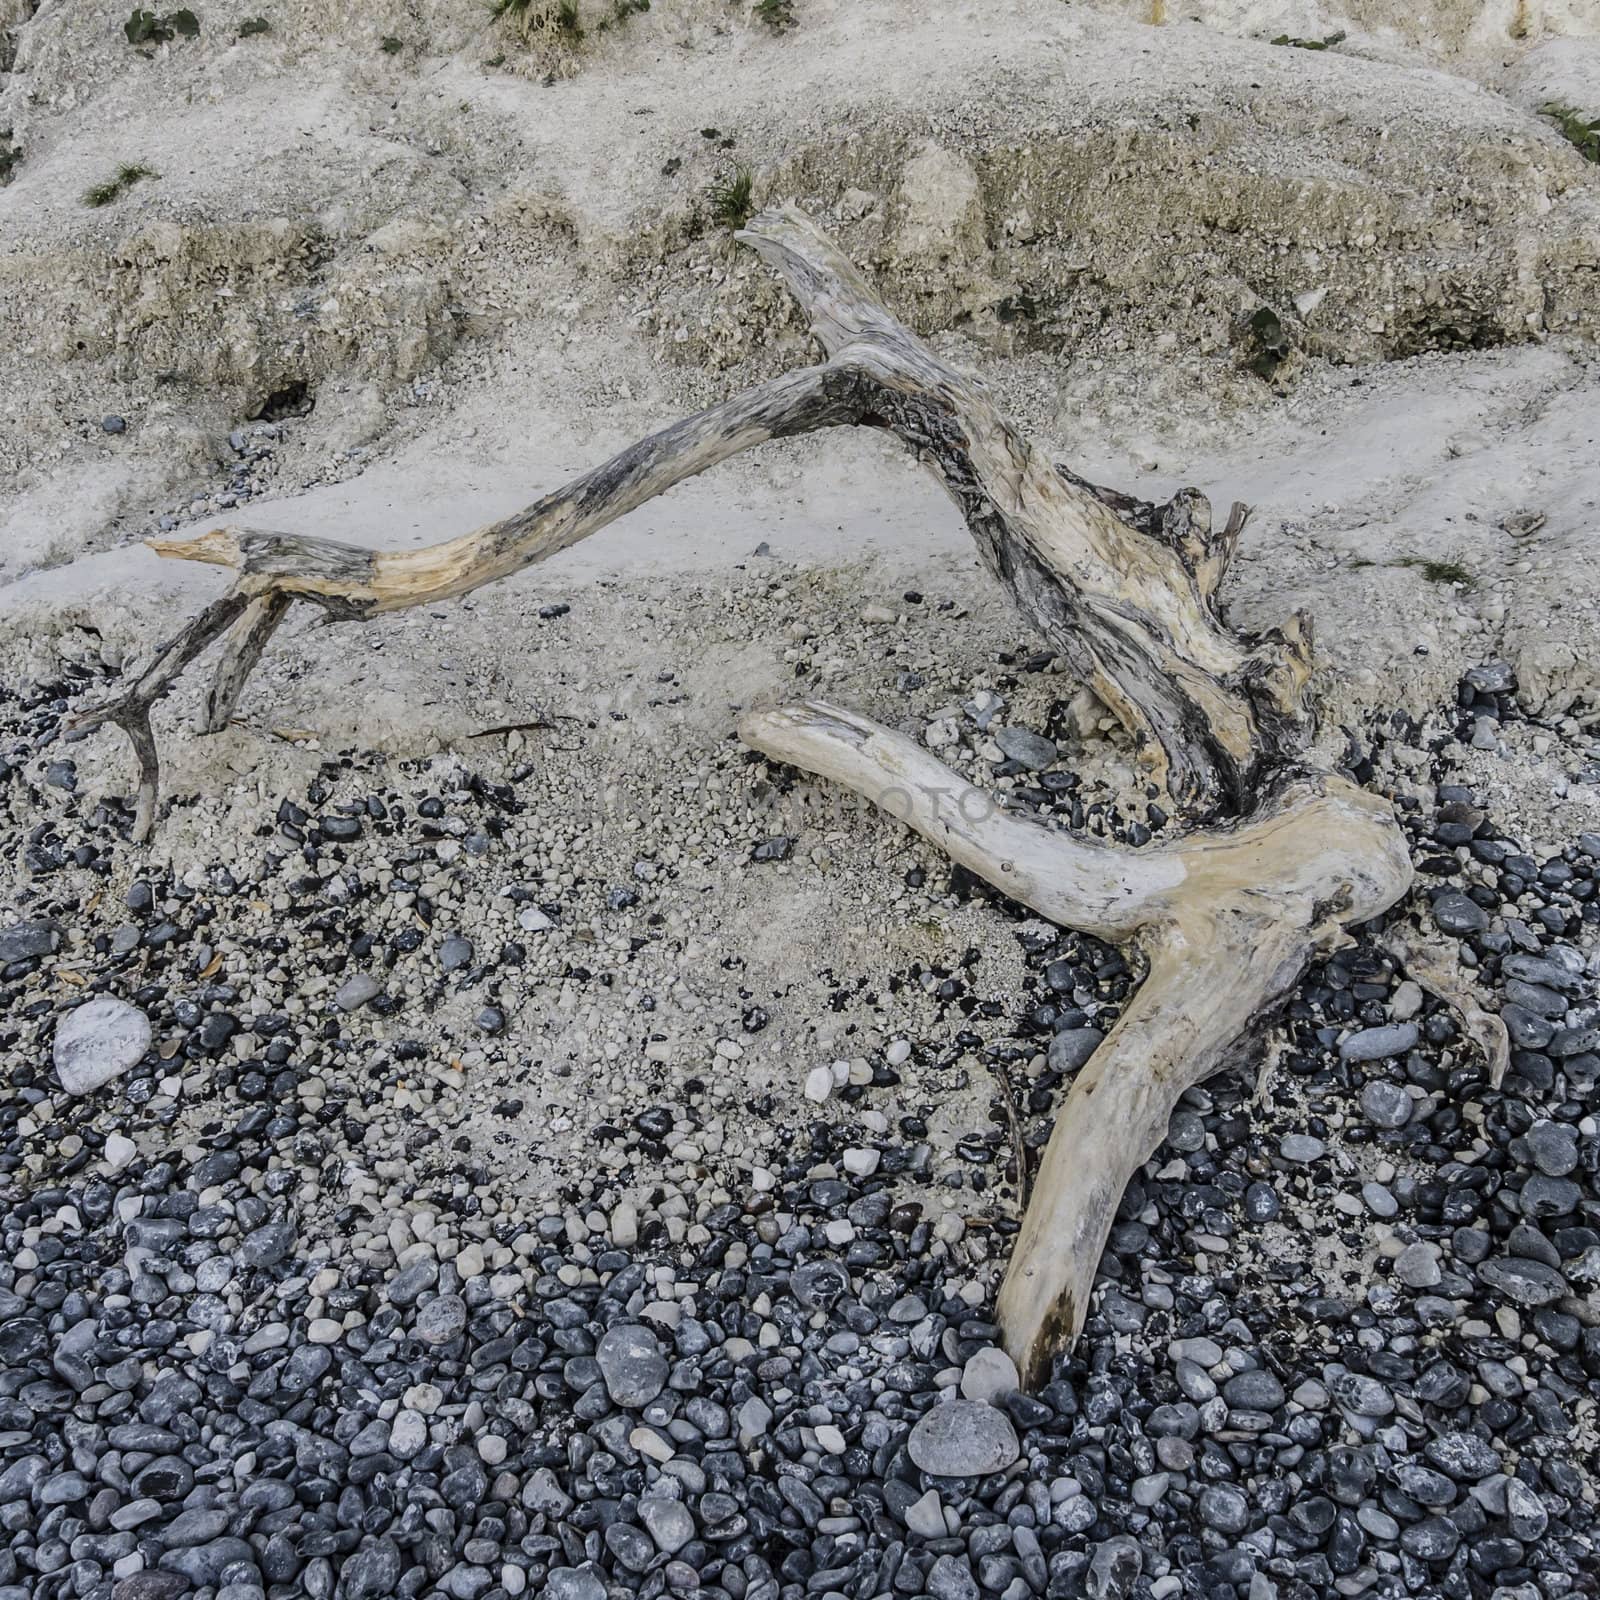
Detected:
left=707, top=164, right=754, bottom=229
left=492, top=0, right=583, bottom=36
left=83, top=163, right=160, bottom=207
left=1396, top=557, right=1473, bottom=586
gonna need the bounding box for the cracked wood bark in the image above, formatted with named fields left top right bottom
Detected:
left=70, top=205, right=1420, bottom=1385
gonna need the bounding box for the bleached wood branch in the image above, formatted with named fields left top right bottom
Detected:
left=66, top=205, right=1425, bottom=1389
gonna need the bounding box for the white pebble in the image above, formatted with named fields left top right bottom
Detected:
left=630, top=1426, right=675, bottom=1463
left=842, top=1148, right=880, bottom=1177
left=405, top=1382, right=443, bottom=1414
left=103, top=1133, right=138, bottom=1171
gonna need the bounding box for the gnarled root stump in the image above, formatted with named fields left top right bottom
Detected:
left=69, top=205, right=1421, bottom=1385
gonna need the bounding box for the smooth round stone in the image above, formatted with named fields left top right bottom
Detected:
left=387, top=1258, right=438, bottom=1307
left=1222, top=1370, right=1284, bottom=1411
left=335, top=974, right=381, bottom=1012
left=596, top=1324, right=668, bottom=1408
left=960, top=1347, right=1020, bottom=1403
left=1505, top=1477, right=1549, bottom=1540
left=306, top=1319, right=342, bottom=1344
left=544, top=1571, right=606, bottom=1600
left=104, top=1133, right=139, bottom=1170
left=1169, top=1336, right=1222, bottom=1367
left=415, top=1295, right=468, bottom=1345
left=1524, top=1121, right=1578, bottom=1176
left=1431, top=890, right=1488, bottom=934
left=1342, top=1024, right=1420, bottom=1065
left=1521, top=1174, right=1581, bottom=1217
left=1359, top=1079, right=1413, bottom=1128
left=638, top=1497, right=694, bottom=1554
left=995, top=726, right=1057, bottom=770
left=908, top=1400, right=1020, bottom=1477
left=1401, top=1516, right=1460, bottom=1561
left=1166, top=1109, right=1206, bottom=1153
left=1330, top=1373, right=1394, bottom=1417
left=1279, top=1134, right=1325, bottom=1164
left=404, top=1382, right=443, bottom=1414
left=54, top=997, right=152, bottom=1096
left=1395, top=1241, right=1442, bottom=1289
left=630, top=1426, right=674, bottom=1464
left=389, top=1411, right=427, bottom=1458
left=1478, top=1256, right=1567, bottom=1307
left=1243, top=1182, right=1279, bottom=1222
left=1196, top=1484, right=1250, bottom=1534
left=439, top=935, right=475, bottom=972
left=1048, top=1028, right=1103, bottom=1074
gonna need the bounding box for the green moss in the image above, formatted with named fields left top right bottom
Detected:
left=1242, top=303, right=1292, bottom=379
left=1270, top=30, right=1344, bottom=48
left=83, top=163, right=160, bottom=207
left=238, top=17, right=270, bottom=37
left=380, top=34, right=404, bottom=52
left=125, top=7, right=198, bottom=43
left=1542, top=102, right=1600, bottom=164
left=753, top=0, right=795, bottom=30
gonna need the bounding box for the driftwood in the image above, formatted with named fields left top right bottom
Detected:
left=70, top=206, right=1426, bottom=1386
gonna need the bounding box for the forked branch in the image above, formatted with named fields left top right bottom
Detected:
left=66, top=205, right=1420, bottom=1388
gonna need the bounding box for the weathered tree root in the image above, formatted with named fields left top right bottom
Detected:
left=740, top=703, right=1412, bottom=1383
left=69, top=205, right=1424, bottom=1385
left=1380, top=922, right=1510, bottom=1088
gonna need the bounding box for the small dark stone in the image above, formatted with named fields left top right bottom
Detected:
left=1432, top=891, right=1489, bottom=935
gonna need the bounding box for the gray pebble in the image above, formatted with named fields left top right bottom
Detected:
left=1341, top=1023, right=1419, bottom=1064
left=1048, top=1027, right=1103, bottom=1074
left=596, top=1323, right=668, bottom=1408
left=907, top=1399, right=1020, bottom=1476
left=1431, top=890, right=1488, bottom=935
left=1358, top=1078, right=1413, bottom=1128
left=995, top=726, right=1057, bottom=770
left=415, top=1294, right=468, bottom=1345
left=335, top=974, right=381, bottom=1011
left=1279, top=1133, right=1325, bottom=1164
